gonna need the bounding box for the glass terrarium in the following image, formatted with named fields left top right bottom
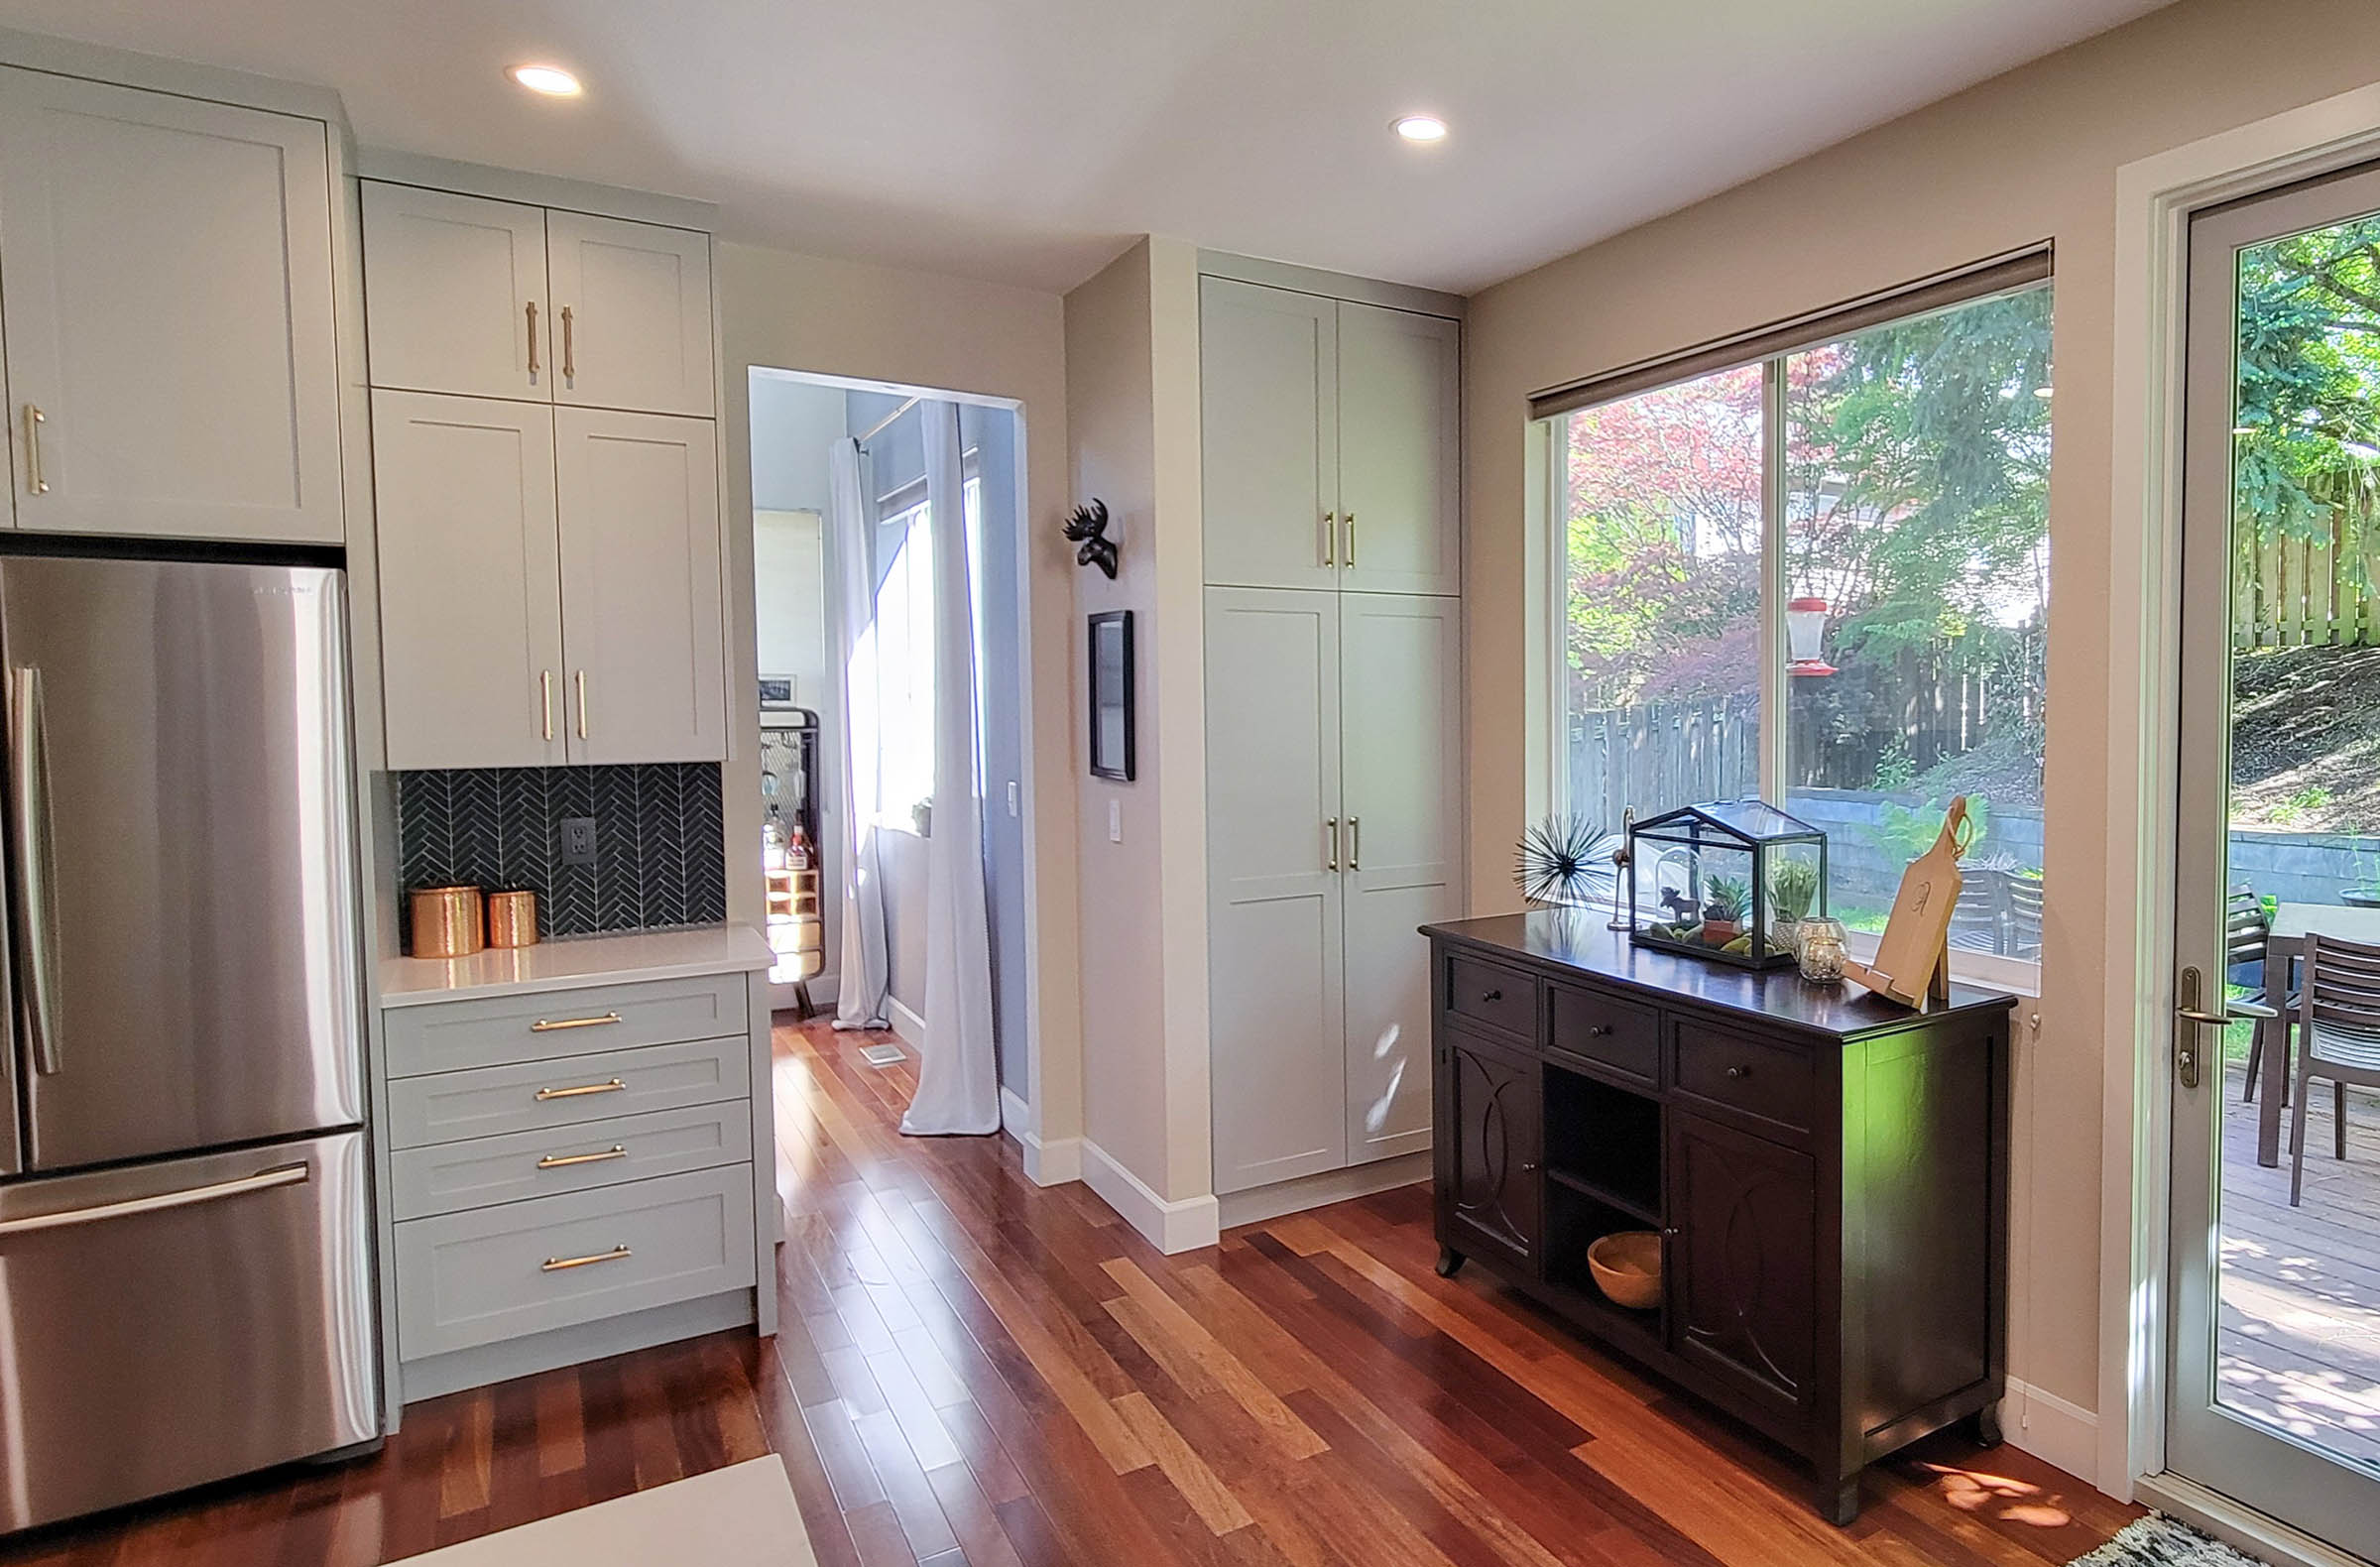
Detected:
left=1625, top=800, right=1828, bottom=970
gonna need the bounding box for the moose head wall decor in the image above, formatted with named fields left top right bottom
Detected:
left=1062, top=499, right=1119, bottom=579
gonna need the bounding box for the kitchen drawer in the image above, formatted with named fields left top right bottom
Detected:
left=395, top=1164, right=757, bottom=1360
left=1443, top=953, right=1537, bottom=1041
left=386, top=1035, right=750, bottom=1149
left=385, top=972, right=748, bottom=1078
left=1547, top=984, right=1660, bottom=1085
left=1671, top=1021, right=1816, bottom=1136
left=390, top=1100, right=750, bottom=1219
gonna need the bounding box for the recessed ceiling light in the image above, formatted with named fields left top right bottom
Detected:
left=509, top=63, right=582, bottom=98
left=1393, top=114, right=1448, bottom=144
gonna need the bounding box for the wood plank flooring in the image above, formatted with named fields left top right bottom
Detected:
left=0, top=1018, right=2136, bottom=1566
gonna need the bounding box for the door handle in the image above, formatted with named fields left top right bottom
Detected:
left=2174, top=965, right=2264, bottom=1091
left=536, top=1145, right=627, bottom=1170
left=527, top=300, right=540, bottom=380
left=1322, top=513, right=1337, bottom=567
left=9, top=666, right=60, bottom=1076
left=0, top=1162, right=306, bottom=1238
left=21, top=405, right=46, bottom=495
left=575, top=669, right=589, bottom=741
left=560, top=304, right=575, bottom=384
left=1348, top=816, right=1361, bottom=871
left=1325, top=817, right=1339, bottom=872
left=540, top=669, right=555, bottom=742
left=1345, top=511, right=1357, bottom=566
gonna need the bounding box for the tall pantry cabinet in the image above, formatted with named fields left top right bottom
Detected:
left=1201, top=271, right=1463, bottom=1200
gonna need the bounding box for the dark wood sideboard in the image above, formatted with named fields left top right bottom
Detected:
left=1422, top=912, right=2016, bottom=1523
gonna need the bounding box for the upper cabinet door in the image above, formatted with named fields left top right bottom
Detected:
left=1200, top=278, right=1338, bottom=590
left=361, top=182, right=549, bottom=402
left=1337, top=301, right=1460, bottom=596
left=554, top=409, right=725, bottom=765
left=0, top=69, right=341, bottom=542
left=371, top=391, right=565, bottom=771
left=545, top=211, right=715, bottom=417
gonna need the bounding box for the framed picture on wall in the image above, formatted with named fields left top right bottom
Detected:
left=1088, top=610, right=1135, bottom=781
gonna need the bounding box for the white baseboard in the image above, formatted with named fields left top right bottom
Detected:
left=886, top=994, right=926, bottom=1046
left=1081, top=1139, right=1219, bottom=1254
left=1216, top=1151, right=1432, bottom=1229
left=1000, top=1085, right=1081, bottom=1186
left=2005, top=1377, right=2098, bottom=1484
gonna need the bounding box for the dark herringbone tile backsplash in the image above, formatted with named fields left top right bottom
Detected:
left=396, top=764, right=728, bottom=948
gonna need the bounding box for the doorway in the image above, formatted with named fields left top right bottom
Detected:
left=744, top=367, right=1034, bottom=1101
left=2167, top=158, right=2380, bottom=1560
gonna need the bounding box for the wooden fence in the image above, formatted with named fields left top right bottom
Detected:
left=2234, top=510, right=2380, bottom=649
left=1567, top=695, right=1760, bottom=827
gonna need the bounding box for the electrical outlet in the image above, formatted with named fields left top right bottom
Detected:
left=560, top=816, right=598, bottom=868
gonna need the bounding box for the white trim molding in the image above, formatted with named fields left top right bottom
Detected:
left=2005, top=1379, right=2099, bottom=1486
left=2102, top=80, right=2380, bottom=1507
left=1000, top=1085, right=1081, bottom=1187
left=886, top=994, right=927, bottom=1049
left=1215, top=1152, right=1432, bottom=1230
left=1080, top=1141, right=1220, bottom=1255
left=2135, top=1474, right=2379, bottom=1567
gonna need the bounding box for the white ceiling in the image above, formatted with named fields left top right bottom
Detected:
left=0, top=0, right=2175, bottom=295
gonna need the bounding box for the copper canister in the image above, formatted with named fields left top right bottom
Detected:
left=487, top=890, right=539, bottom=949
left=410, top=886, right=485, bottom=959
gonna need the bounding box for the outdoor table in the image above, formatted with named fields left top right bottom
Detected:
left=2255, top=902, right=2380, bottom=1165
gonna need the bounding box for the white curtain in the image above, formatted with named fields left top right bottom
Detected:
left=826, top=436, right=892, bottom=1031
left=902, top=403, right=1000, bottom=1135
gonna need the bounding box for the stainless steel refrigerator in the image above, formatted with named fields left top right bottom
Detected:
left=0, top=548, right=378, bottom=1532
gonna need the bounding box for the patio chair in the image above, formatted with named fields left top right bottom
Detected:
left=2006, top=874, right=2044, bottom=961
left=1949, top=869, right=2009, bottom=955
left=2231, top=888, right=2288, bottom=1105
left=2288, top=931, right=2380, bottom=1206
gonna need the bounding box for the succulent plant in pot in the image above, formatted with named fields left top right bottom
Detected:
left=1702, top=874, right=1749, bottom=945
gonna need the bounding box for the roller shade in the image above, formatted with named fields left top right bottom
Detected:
left=1527, top=245, right=2053, bottom=422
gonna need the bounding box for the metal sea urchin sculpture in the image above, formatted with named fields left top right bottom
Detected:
left=1514, top=814, right=1622, bottom=907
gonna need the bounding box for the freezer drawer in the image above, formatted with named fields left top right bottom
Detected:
left=390, top=1099, right=750, bottom=1219
left=394, top=1164, right=755, bottom=1359
left=0, top=1131, right=378, bottom=1531
left=385, top=1035, right=750, bottom=1148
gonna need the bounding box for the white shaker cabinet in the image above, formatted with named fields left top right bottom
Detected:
left=360, top=183, right=550, bottom=402
left=554, top=409, right=725, bottom=764
left=371, top=392, right=565, bottom=771
left=0, top=68, right=342, bottom=542
left=546, top=212, right=714, bottom=418
left=1338, top=303, right=1461, bottom=596
left=1205, top=588, right=1347, bottom=1194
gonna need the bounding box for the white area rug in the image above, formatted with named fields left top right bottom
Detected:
left=2069, top=1515, right=2265, bottom=1565
left=392, top=1457, right=817, bottom=1566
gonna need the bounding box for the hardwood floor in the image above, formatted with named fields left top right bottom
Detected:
left=0, top=1018, right=2136, bottom=1565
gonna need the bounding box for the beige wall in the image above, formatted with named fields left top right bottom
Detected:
left=1063, top=238, right=1214, bottom=1206
left=718, top=241, right=1083, bottom=1143
left=1464, top=0, right=2380, bottom=1417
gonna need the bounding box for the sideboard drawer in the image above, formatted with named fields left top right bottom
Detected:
left=394, top=1164, right=757, bottom=1359
left=1671, top=1022, right=1816, bottom=1136
left=390, top=1100, right=751, bottom=1219
left=1444, top=954, right=1537, bottom=1040
left=385, top=972, right=749, bottom=1078
left=386, top=1035, right=751, bottom=1149
left=1548, top=984, right=1659, bottom=1084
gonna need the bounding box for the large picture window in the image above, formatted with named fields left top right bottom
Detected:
left=1552, top=277, right=2052, bottom=971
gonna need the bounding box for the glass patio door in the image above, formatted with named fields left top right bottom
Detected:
left=2168, top=160, right=2380, bottom=1559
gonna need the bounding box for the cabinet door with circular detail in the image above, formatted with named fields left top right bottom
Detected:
left=1440, top=1032, right=1540, bottom=1271
left=1668, top=1110, right=1816, bottom=1415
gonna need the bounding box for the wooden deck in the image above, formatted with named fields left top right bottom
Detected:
left=2219, top=1061, right=2380, bottom=1469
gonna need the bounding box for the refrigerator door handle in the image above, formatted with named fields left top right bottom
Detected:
left=0, top=1160, right=307, bottom=1238
left=7, top=665, right=60, bottom=1076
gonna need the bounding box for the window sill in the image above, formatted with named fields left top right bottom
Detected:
left=1843, top=930, right=2041, bottom=999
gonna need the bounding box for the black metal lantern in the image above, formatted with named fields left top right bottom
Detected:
left=1624, top=799, right=1829, bottom=970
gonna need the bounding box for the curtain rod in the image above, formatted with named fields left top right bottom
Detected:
left=855, top=395, right=922, bottom=445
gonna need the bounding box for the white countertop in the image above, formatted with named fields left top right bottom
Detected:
left=380, top=923, right=774, bottom=1008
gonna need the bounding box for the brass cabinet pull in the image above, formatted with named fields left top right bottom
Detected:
left=1322, top=512, right=1336, bottom=566
left=541, top=1243, right=631, bottom=1272
left=534, top=1076, right=626, bottom=1101
left=540, top=669, right=554, bottom=741
left=526, top=300, right=540, bottom=378
left=1346, top=511, right=1357, bottom=566
left=1348, top=815, right=1362, bottom=871
left=531, top=1011, right=623, bottom=1032
left=21, top=406, right=46, bottom=495
left=1325, top=817, right=1340, bottom=872
left=536, top=1145, right=626, bottom=1170
left=560, top=304, right=575, bottom=383
left=575, top=669, right=589, bottom=740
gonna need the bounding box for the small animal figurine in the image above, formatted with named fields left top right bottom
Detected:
left=1062, top=499, right=1119, bottom=579
left=1657, top=888, right=1697, bottom=922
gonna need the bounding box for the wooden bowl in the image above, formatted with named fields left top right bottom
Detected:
left=1587, top=1231, right=1662, bottom=1310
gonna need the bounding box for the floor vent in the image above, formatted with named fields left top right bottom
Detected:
left=859, top=1042, right=906, bottom=1067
